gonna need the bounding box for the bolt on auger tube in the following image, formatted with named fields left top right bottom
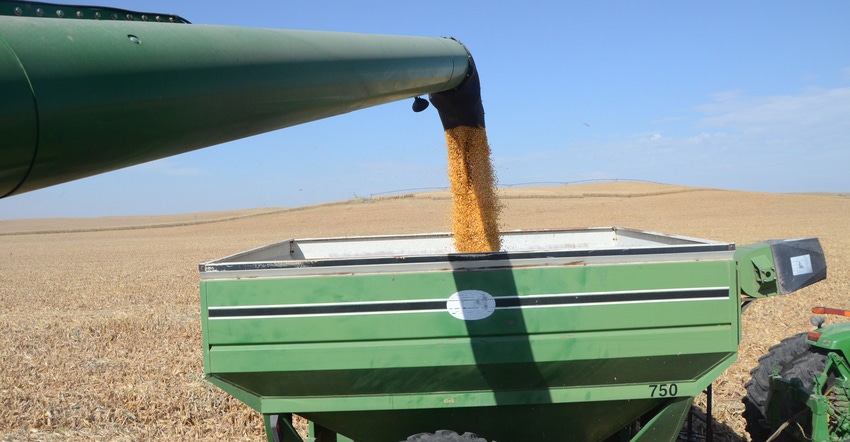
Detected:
left=0, top=1, right=472, bottom=198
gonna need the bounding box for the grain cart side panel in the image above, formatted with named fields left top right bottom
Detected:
left=199, top=228, right=740, bottom=441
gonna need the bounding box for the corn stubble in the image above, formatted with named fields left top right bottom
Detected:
left=1, top=187, right=849, bottom=440
left=445, top=125, right=502, bottom=253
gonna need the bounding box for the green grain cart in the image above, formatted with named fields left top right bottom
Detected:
left=199, top=229, right=826, bottom=441
left=0, top=2, right=834, bottom=441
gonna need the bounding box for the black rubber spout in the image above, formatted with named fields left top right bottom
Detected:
left=428, top=49, right=485, bottom=130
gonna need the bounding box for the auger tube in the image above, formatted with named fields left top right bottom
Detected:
left=0, top=1, right=472, bottom=198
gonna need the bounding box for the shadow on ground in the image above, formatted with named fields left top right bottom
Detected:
left=679, top=406, right=747, bottom=442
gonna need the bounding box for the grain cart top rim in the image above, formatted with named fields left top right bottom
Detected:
left=199, top=227, right=735, bottom=279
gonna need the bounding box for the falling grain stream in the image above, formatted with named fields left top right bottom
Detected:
left=430, top=54, right=502, bottom=253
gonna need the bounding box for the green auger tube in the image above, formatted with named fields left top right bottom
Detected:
left=0, top=1, right=471, bottom=197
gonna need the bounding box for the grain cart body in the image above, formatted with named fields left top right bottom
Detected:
left=199, top=228, right=824, bottom=441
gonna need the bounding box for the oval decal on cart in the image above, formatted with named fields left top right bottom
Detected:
left=446, top=290, right=496, bottom=320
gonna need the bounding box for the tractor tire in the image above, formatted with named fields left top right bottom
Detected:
left=404, top=430, right=489, bottom=442
left=742, top=332, right=829, bottom=442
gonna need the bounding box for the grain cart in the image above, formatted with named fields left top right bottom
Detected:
left=0, top=2, right=830, bottom=441
left=198, top=230, right=826, bottom=441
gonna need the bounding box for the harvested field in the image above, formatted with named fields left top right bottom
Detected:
left=1, top=182, right=849, bottom=441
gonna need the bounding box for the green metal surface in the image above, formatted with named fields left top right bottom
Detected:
left=0, top=12, right=469, bottom=197
left=767, top=376, right=833, bottom=442
left=264, top=414, right=301, bottom=442
left=807, top=322, right=850, bottom=441
left=0, top=1, right=189, bottom=22
left=808, top=321, right=850, bottom=352
left=204, top=261, right=736, bottom=345
left=735, top=242, right=779, bottom=298
left=0, top=33, right=37, bottom=197
left=737, top=238, right=826, bottom=298
left=308, top=421, right=354, bottom=442
left=763, top=324, right=850, bottom=441
left=630, top=397, right=692, bottom=442
left=200, top=232, right=741, bottom=441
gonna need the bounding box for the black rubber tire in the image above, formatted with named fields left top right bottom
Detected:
left=404, top=430, right=489, bottom=442
left=742, top=332, right=829, bottom=442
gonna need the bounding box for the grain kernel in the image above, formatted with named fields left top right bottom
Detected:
left=445, top=126, right=501, bottom=252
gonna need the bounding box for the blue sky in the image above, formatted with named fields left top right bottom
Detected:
left=2, top=1, right=849, bottom=219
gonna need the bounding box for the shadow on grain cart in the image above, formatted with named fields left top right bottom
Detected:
left=0, top=2, right=831, bottom=441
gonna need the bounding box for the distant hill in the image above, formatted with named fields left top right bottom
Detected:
left=0, top=182, right=703, bottom=235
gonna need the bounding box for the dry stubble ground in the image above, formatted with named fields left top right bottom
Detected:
left=1, top=182, right=849, bottom=441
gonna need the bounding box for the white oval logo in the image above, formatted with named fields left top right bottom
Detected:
left=446, top=290, right=496, bottom=320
